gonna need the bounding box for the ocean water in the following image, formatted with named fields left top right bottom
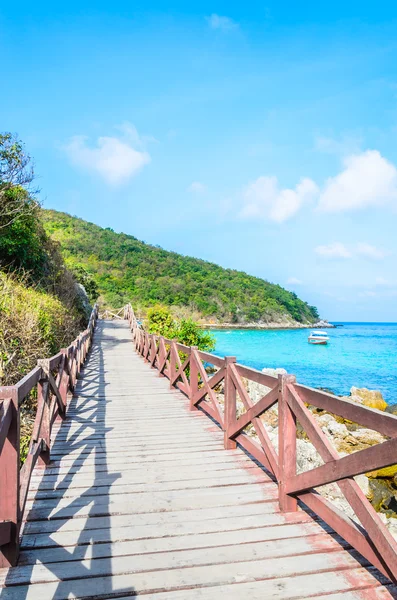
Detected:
left=211, top=323, right=397, bottom=405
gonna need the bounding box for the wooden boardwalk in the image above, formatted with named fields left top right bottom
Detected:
left=1, top=319, right=396, bottom=599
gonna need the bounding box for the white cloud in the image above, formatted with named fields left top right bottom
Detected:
left=287, top=277, right=303, bottom=285
left=315, top=242, right=388, bottom=260
left=207, top=14, right=238, bottom=31
left=318, top=150, right=397, bottom=213
left=187, top=181, right=207, bottom=194
left=240, top=176, right=318, bottom=223
left=315, top=243, right=352, bottom=259
left=63, top=132, right=150, bottom=185
left=356, top=243, right=388, bottom=260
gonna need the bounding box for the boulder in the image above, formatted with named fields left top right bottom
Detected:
left=350, top=386, right=387, bottom=412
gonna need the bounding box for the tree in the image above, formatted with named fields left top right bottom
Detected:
left=0, top=133, right=38, bottom=229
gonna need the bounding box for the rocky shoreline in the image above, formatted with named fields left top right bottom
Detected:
left=202, top=319, right=336, bottom=331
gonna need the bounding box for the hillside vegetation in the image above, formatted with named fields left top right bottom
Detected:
left=42, top=210, right=319, bottom=325
left=0, top=134, right=89, bottom=387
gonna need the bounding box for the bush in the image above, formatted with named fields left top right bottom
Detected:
left=146, top=305, right=215, bottom=351
left=0, top=272, right=81, bottom=386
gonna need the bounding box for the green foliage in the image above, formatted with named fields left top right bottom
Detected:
left=0, top=272, right=82, bottom=385
left=147, top=305, right=176, bottom=338
left=146, top=305, right=215, bottom=351
left=0, top=188, right=48, bottom=274
left=66, top=262, right=99, bottom=303
left=41, top=209, right=319, bottom=324
left=20, top=435, right=31, bottom=466
left=177, top=318, right=215, bottom=351
left=0, top=132, right=35, bottom=195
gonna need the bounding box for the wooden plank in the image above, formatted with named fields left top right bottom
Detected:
left=28, top=472, right=272, bottom=500
left=98, top=571, right=396, bottom=600
left=20, top=501, right=288, bottom=538
left=0, top=553, right=375, bottom=598
left=29, top=452, right=256, bottom=474
left=28, top=456, right=259, bottom=481
left=24, top=488, right=276, bottom=521
left=2, top=535, right=354, bottom=586
left=18, top=520, right=323, bottom=564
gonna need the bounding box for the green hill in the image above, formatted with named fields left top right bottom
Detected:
left=41, top=209, right=319, bottom=325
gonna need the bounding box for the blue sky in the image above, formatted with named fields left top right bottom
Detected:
left=1, top=1, right=397, bottom=321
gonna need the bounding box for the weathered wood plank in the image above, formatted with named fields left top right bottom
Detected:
left=20, top=501, right=290, bottom=538
left=0, top=553, right=378, bottom=598
left=2, top=535, right=355, bottom=586
left=18, top=520, right=326, bottom=565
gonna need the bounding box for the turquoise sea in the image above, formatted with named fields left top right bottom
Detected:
left=212, top=323, right=397, bottom=405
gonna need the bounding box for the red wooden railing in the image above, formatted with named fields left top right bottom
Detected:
left=124, top=303, right=397, bottom=583
left=0, top=304, right=98, bottom=567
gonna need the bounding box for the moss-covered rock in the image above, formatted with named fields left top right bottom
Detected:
left=350, top=386, right=388, bottom=411
left=367, top=465, right=397, bottom=479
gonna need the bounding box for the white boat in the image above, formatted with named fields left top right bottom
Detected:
left=308, top=330, right=329, bottom=345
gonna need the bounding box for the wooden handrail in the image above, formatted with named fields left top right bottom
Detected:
left=123, top=302, right=397, bottom=583
left=0, top=303, right=98, bottom=567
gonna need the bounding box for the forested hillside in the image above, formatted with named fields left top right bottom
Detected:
left=42, top=210, right=319, bottom=325
left=0, top=133, right=89, bottom=387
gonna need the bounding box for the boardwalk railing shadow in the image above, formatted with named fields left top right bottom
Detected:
left=3, top=322, right=136, bottom=598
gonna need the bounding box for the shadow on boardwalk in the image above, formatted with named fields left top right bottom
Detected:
left=4, top=323, right=136, bottom=598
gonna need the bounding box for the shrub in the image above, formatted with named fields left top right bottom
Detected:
left=146, top=305, right=215, bottom=351
left=0, top=272, right=81, bottom=386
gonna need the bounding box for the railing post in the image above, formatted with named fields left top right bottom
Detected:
left=0, top=387, right=20, bottom=567
left=189, top=347, right=198, bottom=411
left=158, top=336, right=165, bottom=376
left=278, top=374, right=297, bottom=512
left=58, top=349, right=69, bottom=419
left=150, top=335, right=157, bottom=367
left=169, top=341, right=175, bottom=388
left=224, top=357, right=237, bottom=449
left=37, top=376, right=51, bottom=466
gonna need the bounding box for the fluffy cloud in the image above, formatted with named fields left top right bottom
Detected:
left=187, top=181, right=207, bottom=194
left=318, top=150, right=397, bottom=212
left=207, top=14, right=238, bottom=31
left=287, top=277, right=303, bottom=285
left=63, top=133, right=150, bottom=185
left=237, top=149, right=397, bottom=224
left=240, top=176, right=318, bottom=223
left=315, top=242, right=387, bottom=260
left=315, top=243, right=352, bottom=259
